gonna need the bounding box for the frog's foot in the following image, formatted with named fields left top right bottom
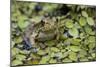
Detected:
left=23, top=39, right=33, bottom=50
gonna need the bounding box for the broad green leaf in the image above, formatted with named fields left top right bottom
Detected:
left=78, top=50, right=87, bottom=58
left=18, top=20, right=29, bottom=29
left=44, top=47, right=50, bottom=53
left=64, top=39, right=71, bottom=45
left=11, top=41, right=15, bottom=48
left=79, top=17, right=86, bottom=26
left=88, top=36, right=96, bottom=43
left=84, top=25, right=95, bottom=35
left=16, top=54, right=26, bottom=60
left=19, top=50, right=30, bottom=54
left=87, top=17, right=94, bottom=25
left=79, top=58, right=88, bottom=62
left=14, top=36, right=23, bottom=44
left=50, top=52, right=63, bottom=59
left=60, top=33, right=68, bottom=40
left=37, top=50, right=47, bottom=55
left=49, top=59, right=57, bottom=63
left=62, top=58, right=72, bottom=62
left=74, top=22, right=81, bottom=29
left=11, top=48, right=20, bottom=56
left=32, top=59, right=39, bottom=64
left=68, top=28, right=79, bottom=38
left=68, top=52, right=77, bottom=61
left=70, top=46, right=80, bottom=52
left=50, top=47, right=60, bottom=52
left=50, top=52, right=55, bottom=57
left=88, top=56, right=93, bottom=60
left=62, top=52, right=69, bottom=58
left=82, top=11, right=88, bottom=17
left=65, top=19, right=74, bottom=28
left=39, top=55, right=50, bottom=64
left=91, top=53, right=96, bottom=58
left=55, top=52, right=63, bottom=59
left=30, top=53, right=40, bottom=59
left=88, top=42, right=95, bottom=49
left=12, top=59, right=23, bottom=66
left=80, top=33, right=85, bottom=39
left=61, top=49, right=66, bottom=53
left=27, top=59, right=39, bottom=64
left=71, top=39, right=81, bottom=45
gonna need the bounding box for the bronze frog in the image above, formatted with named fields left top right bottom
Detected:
left=23, top=17, right=65, bottom=49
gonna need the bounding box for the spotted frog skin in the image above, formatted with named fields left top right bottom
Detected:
left=23, top=17, right=62, bottom=48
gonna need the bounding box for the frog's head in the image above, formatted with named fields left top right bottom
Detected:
left=41, top=17, right=57, bottom=32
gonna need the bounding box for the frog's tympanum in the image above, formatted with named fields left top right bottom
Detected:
left=23, top=17, right=64, bottom=49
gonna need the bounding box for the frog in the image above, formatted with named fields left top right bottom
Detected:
left=23, top=16, right=64, bottom=49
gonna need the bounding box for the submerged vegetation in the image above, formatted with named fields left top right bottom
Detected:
left=11, top=1, right=96, bottom=66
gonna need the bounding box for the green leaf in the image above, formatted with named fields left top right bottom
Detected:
left=88, top=42, right=95, bottom=49
left=78, top=50, right=87, bottom=58
left=11, top=41, right=15, bottom=48
left=68, top=52, right=77, bottom=61
left=30, top=53, right=40, bottom=59
left=55, top=52, right=63, bottom=59
left=11, top=48, right=20, bottom=56
left=82, top=11, right=88, bottom=17
left=37, top=50, right=47, bottom=55
left=16, top=54, right=26, bottom=60
left=74, top=22, right=81, bottom=29
left=84, top=25, right=95, bottom=35
left=68, top=28, right=79, bottom=38
left=18, top=20, right=29, bottom=29
left=91, top=53, right=96, bottom=58
left=62, top=58, right=72, bottom=62
left=50, top=47, right=60, bottom=52
left=65, top=19, right=74, bottom=28
left=49, top=59, right=57, bottom=63
left=12, top=59, right=23, bottom=66
left=14, top=36, right=23, bottom=44
left=79, top=58, right=88, bottom=62
left=71, top=39, right=81, bottom=45
left=79, top=17, right=86, bottom=26
left=64, top=39, right=71, bottom=45
left=60, top=34, right=68, bottom=40
left=32, top=59, right=39, bottom=64
left=39, top=55, right=50, bottom=64
left=27, top=59, right=39, bottom=64
left=88, top=36, right=95, bottom=43
left=19, top=50, right=30, bottom=55
left=50, top=52, right=55, bottom=57
left=70, top=46, right=80, bottom=52
left=61, top=49, right=66, bottom=53
left=62, top=52, right=69, bottom=58
left=87, top=17, right=94, bottom=25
